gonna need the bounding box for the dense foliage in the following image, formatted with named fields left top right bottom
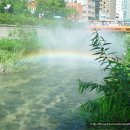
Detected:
left=79, top=31, right=130, bottom=124
left=36, top=0, right=67, bottom=17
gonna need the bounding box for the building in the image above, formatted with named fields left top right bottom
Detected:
left=66, top=2, right=83, bottom=20
left=87, top=0, right=95, bottom=20
left=99, top=0, right=116, bottom=20
left=116, top=0, right=123, bottom=20
left=109, top=0, right=116, bottom=20
left=66, top=0, right=95, bottom=20
left=77, top=0, right=88, bottom=20
left=123, top=0, right=130, bottom=21
left=65, top=0, right=87, bottom=20
left=92, top=0, right=100, bottom=19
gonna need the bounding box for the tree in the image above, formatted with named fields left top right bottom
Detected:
left=0, top=0, right=6, bottom=13
left=36, top=0, right=66, bottom=18
left=7, top=0, right=27, bottom=14
left=35, top=0, right=46, bottom=15
left=0, top=0, right=28, bottom=14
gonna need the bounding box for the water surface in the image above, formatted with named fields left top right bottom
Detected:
left=0, top=56, right=105, bottom=130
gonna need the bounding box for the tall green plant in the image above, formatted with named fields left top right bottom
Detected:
left=0, top=27, right=42, bottom=73
left=79, top=31, right=130, bottom=123
left=9, top=27, right=41, bottom=54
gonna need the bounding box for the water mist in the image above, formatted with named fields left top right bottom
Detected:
left=0, top=24, right=126, bottom=130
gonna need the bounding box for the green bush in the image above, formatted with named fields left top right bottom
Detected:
left=79, top=31, right=130, bottom=124
left=0, top=27, right=42, bottom=73
left=0, top=13, right=40, bottom=25
left=0, top=49, right=17, bottom=64
left=0, top=38, right=23, bottom=64
left=9, top=27, right=42, bottom=53
left=0, top=39, right=22, bottom=52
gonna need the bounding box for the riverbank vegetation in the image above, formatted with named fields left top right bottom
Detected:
left=0, top=27, right=42, bottom=74
left=0, top=13, right=78, bottom=28
left=79, top=31, right=130, bottom=128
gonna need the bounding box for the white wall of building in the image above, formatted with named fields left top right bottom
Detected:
left=116, top=0, right=123, bottom=20
left=123, top=0, right=130, bottom=21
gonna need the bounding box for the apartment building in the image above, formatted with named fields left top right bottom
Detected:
left=66, top=2, right=83, bottom=20
left=92, top=0, right=100, bottom=19
left=99, top=0, right=116, bottom=20
left=116, top=0, right=123, bottom=20
left=87, top=0, right=95, bottom=20
left=66, top=0, right=95, bottom=20
left=123, top=0, right=130, bottom=21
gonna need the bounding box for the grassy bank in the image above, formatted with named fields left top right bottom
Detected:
left=0, top=27, right=42, bottom=74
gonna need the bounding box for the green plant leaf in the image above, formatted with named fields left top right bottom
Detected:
left=103, top=43, right=112, bottom=46
left=105, top=47, right=110, bottom=51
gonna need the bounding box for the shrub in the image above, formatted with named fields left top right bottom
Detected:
left=0, top=27, right=42, bottom=73
left=8, top=27, right=42, bottom=54
left=0, top=38, right=23, bottom=63
left=79, top=31, right=130, bottom=124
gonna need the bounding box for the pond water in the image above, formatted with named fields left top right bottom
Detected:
left=0, top=28, right=126, bottom=130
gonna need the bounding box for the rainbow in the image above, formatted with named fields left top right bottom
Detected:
left=22, top=50, right=95, bottom=61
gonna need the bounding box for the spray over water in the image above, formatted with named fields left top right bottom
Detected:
left=0, top=23, right=126, bottom=130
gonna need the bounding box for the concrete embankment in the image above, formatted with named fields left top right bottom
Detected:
left=0, top=24, right=41, bottom=38
left=0, top=26, right=11, bottom=38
